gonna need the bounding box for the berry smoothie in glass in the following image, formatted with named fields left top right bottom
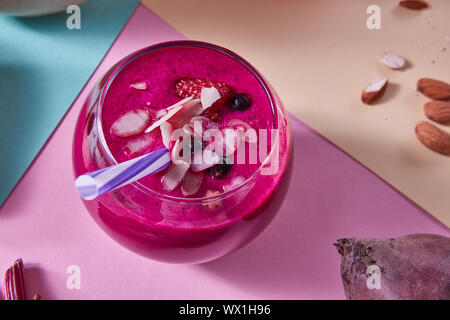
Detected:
left=73, top=41, right=292, bottom=264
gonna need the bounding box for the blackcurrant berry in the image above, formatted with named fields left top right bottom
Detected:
left=228, top=93, right=252, bottom=111
left=208, top=158, right=232, bottom=179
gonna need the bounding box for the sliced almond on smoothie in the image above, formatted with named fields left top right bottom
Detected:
left=167, top=99, right=203, bottom=128
left=222, top=127, right=245, bottom=156
left=181, top=170, right=203, bottom=196
left=161, top=162, right=190, bottom=191
left=191, top=150, right=221, bottom=172
left=200, top=86, right=221, bottom=110
left=171, top=136, right=192, bottom=165
left=124, top=133, right=157, bottom=155
left=223, top=176, right=246, bottom=192
left=111, top=109, right=150, bottom=137
left=144, top=97, right=193, bottom=133
left=130, top=80, right=147, bottom=91
left=160, top=122, right=172, bottom=149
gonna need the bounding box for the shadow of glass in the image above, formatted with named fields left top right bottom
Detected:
left=198, top=119, right=345, bottom=298
left=197, top=114, right=448, bottom=298
left=10, top=11, right=69, bottom=32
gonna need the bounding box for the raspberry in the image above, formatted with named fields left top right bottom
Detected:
left=175, top=78, right=232, bottom=119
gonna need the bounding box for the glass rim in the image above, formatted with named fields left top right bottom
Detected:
left=96, top=40, right=280, bottom=204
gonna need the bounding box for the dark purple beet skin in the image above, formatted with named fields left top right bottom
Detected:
left=334, top=233, right=450, bottom=300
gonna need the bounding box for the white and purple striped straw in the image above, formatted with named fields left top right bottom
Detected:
left=75, top=148, right=171, bottom=200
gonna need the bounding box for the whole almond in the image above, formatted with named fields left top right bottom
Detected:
left=399, top=0, right=429, bottom=10
left=424, top=101, right=450, bottom=125
left=361, top=77, right=388, bottom=105
left=415, top=121, right=450, bottom=156
left=417, top=78, right=450, bottom=101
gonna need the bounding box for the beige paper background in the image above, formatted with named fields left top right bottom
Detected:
left=142, top=0, right=450, bottom=227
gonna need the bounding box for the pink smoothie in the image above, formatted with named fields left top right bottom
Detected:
left=73, top=41, right=291, bottom=263
left=102, top=45, right=273, bottom=196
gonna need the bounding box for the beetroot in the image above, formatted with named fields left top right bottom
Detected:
left=334, top=234, right=450, bottom=300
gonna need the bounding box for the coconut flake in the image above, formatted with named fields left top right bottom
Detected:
left=223, top=176, right=246, bottom=192
left=167, top=99, right=203, bottom=128
left=161, top=162, right=190, bottom=191
left=160, top=122, right=172, bottom=149
left=200, top=87, right=221, bottom=110
left=380, top=52, right=406, bottom=69
left=130, top=80, right=147, bottom=90
left=111, top=109, right=150, bottom=138
left=181, top=170, right=203, bottom=196
left=144, top=97, right=193, bottom=133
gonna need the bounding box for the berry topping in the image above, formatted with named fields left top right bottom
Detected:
left=228, top=93, right=252, bottom=111
left=208, top=157, right=232, bottom=179
left=175, top=78, right=232, bottom=119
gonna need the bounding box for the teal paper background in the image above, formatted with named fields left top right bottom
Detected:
left=0, top=0, right=139, bottom=205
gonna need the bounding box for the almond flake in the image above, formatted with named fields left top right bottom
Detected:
left=361, top=77, right=389, bottom=105
left=181, top=171, right=203, bottom=196
left=223, top=176, right=246, bottom=192
left=130, top=80, right=147, bottom=90
left=191, top=151, right=221, bottom=172
left=380, top=52, right=406, bottom=70
left=200, top=87, right=221, bottom=110
left=144, top=97, right=193, bottom=133
left=160, top=122, right=172, bottom=149
left=167, top=99, right=203, bottom=128
left=161, top=162, right=190, bottom=191
left=124, top=133, right=156, bottom=155
left=110, top=109, right=150, bottom=137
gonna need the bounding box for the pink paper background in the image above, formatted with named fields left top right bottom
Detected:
left=0, top=5, right=448, bottom=299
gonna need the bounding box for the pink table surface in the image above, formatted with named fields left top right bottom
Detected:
left=0, top=5, right=448, bottom=300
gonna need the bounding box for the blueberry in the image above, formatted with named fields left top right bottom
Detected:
left=229, top=93, right=252, bottom=111
left=208, top=158, right=232, bottom=179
